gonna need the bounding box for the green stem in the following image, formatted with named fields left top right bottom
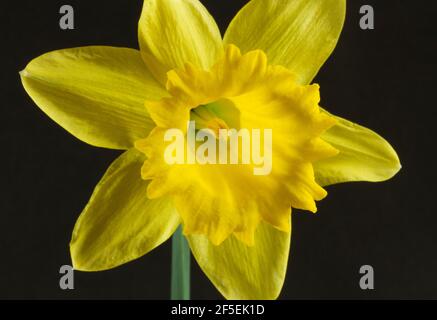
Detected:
left=171, top=226, right=191, bottom=300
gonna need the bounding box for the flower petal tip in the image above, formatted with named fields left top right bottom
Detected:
left=19, top=69, right=28, bottom=78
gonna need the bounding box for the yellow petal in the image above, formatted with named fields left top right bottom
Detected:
left=70, top=149, right=180, bottom=271
left=224, top=0, right=346, bottom=84
left=188, top=220, right=291, bottom=299
left=138, top=0, right=223, bottom=84
left=20, top=46, right=167, bottom=150
left=315, top=112, right=401, bottom=186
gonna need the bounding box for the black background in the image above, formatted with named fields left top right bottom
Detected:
left=1, top=0, right=436, bottom=299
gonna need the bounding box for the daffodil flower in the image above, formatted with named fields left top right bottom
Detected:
left=20, top=0, right=400, bottom=299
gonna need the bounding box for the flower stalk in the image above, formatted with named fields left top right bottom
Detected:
left=171, top=226, right=191, bottom=300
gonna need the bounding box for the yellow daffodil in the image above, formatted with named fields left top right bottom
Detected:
left=20, top=0, right=400, bottom=300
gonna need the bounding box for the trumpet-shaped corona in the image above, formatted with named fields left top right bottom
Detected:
left=135, top=45, right=339, bottom=245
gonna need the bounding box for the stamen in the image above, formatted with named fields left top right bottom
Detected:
left=206, top=118, right=229, bottom=138
left=190, top=105, right=230, bottom=137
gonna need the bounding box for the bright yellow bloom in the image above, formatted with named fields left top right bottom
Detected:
left=20, top=0, right=400, bottom=299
